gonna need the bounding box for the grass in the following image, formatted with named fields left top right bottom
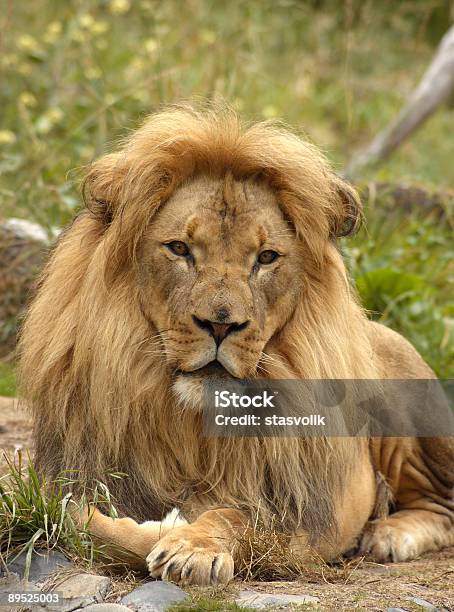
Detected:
left=1, top=1, right=454, bottom=228
left=0, top=452, right=134, bottom=581
left=0, top=453, right=92, bottom=580
left=168, top=597, right=256, bottom=612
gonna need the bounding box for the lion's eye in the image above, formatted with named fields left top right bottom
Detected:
left=166, top=241, right=190, bottom=257
left=258, top=250, right=279, bottom=265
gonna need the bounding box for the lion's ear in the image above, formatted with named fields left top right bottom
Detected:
left=329, top=177, right=363, bottom=238
left=82, top=153, right=128, bottom=226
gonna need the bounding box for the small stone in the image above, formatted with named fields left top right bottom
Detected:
left=56, top=573, right=111, bottom=611
left=406, top=598, right=437, bottom=610
left=82, top=605, right=132, bottom=612
left=121, top=581, right=188, bottom=611
left=236, top=589, right=319, bottom=609
left=385, top=608, right=408, bottom=612
left=4, top=550, right=73, bottom=582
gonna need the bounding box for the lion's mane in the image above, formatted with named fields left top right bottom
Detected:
left=19, top=104, right=378, bottom=539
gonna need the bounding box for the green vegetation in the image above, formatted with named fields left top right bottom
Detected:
left=348, top=199, right=454, bottom=378
left=0, top=362, right=16, bottom=397
left=0, top=1, right=452, bottom=385
left=1, top=1, right=454, bottom=225
left=168, top=597, right=256, bottom=612
left=0, top=453, right=133, bottom=579
left=0, top=454, right=94, bottom=580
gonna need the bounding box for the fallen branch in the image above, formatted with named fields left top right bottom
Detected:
left=345, top=24, right=454, bottom=179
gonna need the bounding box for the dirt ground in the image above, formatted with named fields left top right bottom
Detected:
left=0, top=395, right=33, bottom=473
left=230, top=554, right=454, bottom=610
left=1, top=396, right=453, bottom=611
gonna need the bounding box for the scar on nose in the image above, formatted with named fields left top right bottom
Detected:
left=257, top=225, right=268, bottom=246
left=185, top=216, right=199, bottom=239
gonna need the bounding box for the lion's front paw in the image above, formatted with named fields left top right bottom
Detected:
left=359, top=519, right=420, bottom=562
left=146, top=526, right=234, bottom=586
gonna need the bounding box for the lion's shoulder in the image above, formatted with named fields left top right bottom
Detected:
left=367, top=321, right=435, bottom=379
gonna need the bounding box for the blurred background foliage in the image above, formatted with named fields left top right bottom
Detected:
left=0, top=0, right=453, bottom=388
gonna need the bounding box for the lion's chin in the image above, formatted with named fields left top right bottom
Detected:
left=172, top=361, right=238, bottom=411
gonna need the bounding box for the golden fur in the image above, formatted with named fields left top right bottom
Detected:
left=18, top=104, right=454, bottom=585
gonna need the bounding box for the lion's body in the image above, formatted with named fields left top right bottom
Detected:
left=19, top=106, right=453, bottom=584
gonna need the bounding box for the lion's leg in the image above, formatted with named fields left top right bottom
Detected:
left=82, top=507, right=188, bottom=568
left=359, top=509, right=454, bottom=562
left=291, top=453, right=377, bottom=561
left=81, top=505, right=246, bottom=583
left=365, top=438, right=454, bottom=562
left=146, top=508, right=248, bottom=585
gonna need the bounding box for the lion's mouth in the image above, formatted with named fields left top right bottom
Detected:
left=177, top=360, right=237, bottom=379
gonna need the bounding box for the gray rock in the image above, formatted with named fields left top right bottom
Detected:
left=406, top=598, right=437, bottom=610
left=4, top=550, right=73, bottom=582
left=121, top=581, right=188, bottom=611
left=81, top=606, right=132, bottom=612
left=56, top=573, right=111, bottom=611
left=0, top=574, right=46, bottom=610
left=236, top=589, right=319, bottom=609
left=3, top=218, right=50, bottom=242
left=385, top=608, right=408, bottom=612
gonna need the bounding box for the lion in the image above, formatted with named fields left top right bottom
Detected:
left=18, top=104, right=454, bottom=586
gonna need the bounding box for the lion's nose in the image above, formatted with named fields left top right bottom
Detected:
left=192, top=316, right=249, bottom=346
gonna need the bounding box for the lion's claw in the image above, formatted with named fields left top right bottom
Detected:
left=146, top=528, right=234, bottom=586
left=359, top=519, right=420, bottom=562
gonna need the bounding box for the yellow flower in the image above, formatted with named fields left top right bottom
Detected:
left=144, top=38, right=159, bottom=54
left=48, top=21, right=62, bottom=35
left=130, top=57, right=145, bottom=71
left=47, top=107, right=64, bottom=123
left=36, top=107, right=64, bottom=134
left=105, top=93, right=117, bottom=106
left=91, top=21, right=110, bottom=35
left=109, top=0, right=131, bottom=15
left=70, top=29, right=87, bottom=43
left=1, top=54, right=18, bottom=67
left=44, top=21, right=62, bottom=44
left=19, top=92, right=38, bottom=107
left=85, top=66, right=102, bottom=80
left=79, top=14, right=95, bottom=29
left=17, top=34, right=40, bottom=52
left=0, top=130, right=17, bottom=145
left=200, top=30, right=216, bottom=45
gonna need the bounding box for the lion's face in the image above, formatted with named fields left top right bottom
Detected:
left=137, top=174, right=304, bottom=381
